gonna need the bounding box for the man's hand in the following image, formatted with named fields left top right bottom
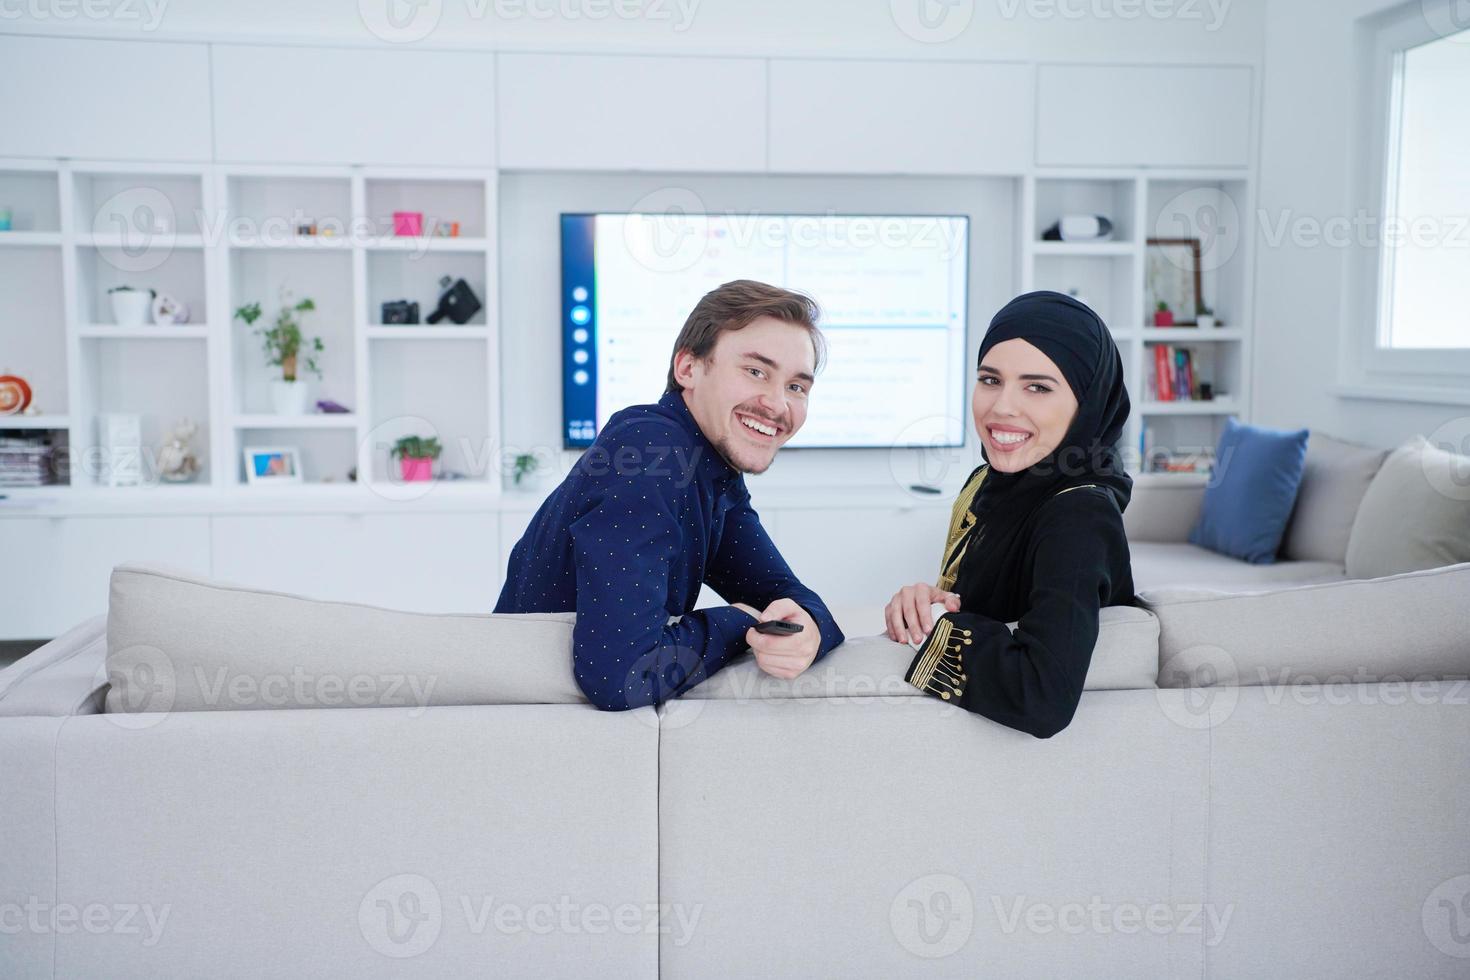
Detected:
left=884, top=582, right=961, bottom=645
left=745, top=598, right=820, bottom=680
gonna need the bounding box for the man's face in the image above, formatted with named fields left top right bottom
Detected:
left=674, top=316, right=816, bottom=475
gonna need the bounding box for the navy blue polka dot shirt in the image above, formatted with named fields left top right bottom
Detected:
left=495, top=391, right=845, bottom=710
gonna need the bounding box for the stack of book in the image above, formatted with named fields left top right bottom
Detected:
left=0, top=435, right=55, bottom=486
left=1151, top=344, right=1205, bottom=402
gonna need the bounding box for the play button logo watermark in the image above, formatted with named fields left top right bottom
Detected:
left=359, top=0, right=443, bottom=42
left=359, top=874, right=443, bottom=958
left=890, top=0, right=974, bottom=42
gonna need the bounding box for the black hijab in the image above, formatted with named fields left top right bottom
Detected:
left=953, top=290, right=1132, bottom=617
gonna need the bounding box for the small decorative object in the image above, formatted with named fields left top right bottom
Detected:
left=426, top=276, right=482, bottom=325
left=512, top=452, right=540, bottom=487
left=156, top=417, right=201, bottom=483
left=1153, top=301, right=1175, bottom=328
left=315, top=399, right=351, bottom=414
left=235, top=289, right=324, bottom=416
left=0, top=373, right=33, bottom=414
left=98, top=412, right=142, bottom=487
left=1199, top=382, right=1215, bottom=401
left=1196, top=303, right=1218, bottom=330
left=108, top=285, right=155, bottom=327
left=433, top=220, right=461, bottom=238
left=0, top=207, right=12, bottom=232
left=1146, top=238, right=1203, bottom=326
left=392, top=211, right=424, bottom=237
left=381, top=299, right=420, bottom=325
left=151, top=292, right=189, bottom=326
left=244, top=446, right=303, bottom=484
left=390, top=434, right=441, bottom=482
left=296, top=222, right=317, bottom=236
left=1042, top=214, right=1114, bottom=242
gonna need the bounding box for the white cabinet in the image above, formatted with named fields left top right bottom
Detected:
left=0, top=516, right=210, bottom=638
left=211, top=45, right=496, bottom=166
left=210, top=513, right=500, bottom=613
left=764, top=505, right=951, bottom=614
left=0, top=36, right=212, bottom=161
left=496, top=54, right=766, bottom=171
left=768, top=60, right=1034, bottom=175
left=1036, top=65, right=1253, bottom=168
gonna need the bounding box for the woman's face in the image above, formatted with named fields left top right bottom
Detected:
left=972, top=338, right=1080, bottom=473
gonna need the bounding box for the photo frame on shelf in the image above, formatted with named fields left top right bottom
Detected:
left=243, top=446, right=303, bottom=485
left=1145, top=238, right=1203, bottom=325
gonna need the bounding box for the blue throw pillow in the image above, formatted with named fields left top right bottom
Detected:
left=1189, top=419, right=1310, bottom=564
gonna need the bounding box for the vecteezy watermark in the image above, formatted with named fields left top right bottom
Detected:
left=890, top=0, right=975, bottom=43
left=191, top=666, right=439, bottom=714
left=1253, top=669, right=1469, bottom=708
left=991, top=895, right=1234, bottom=946
left=1422, top=417, right=1470, bottom=503
left=995, top=0, right=1231, bottom=31
left=0, top=898, right=171, bottom=947
left=1420, top=0, right=1470, bottom=44
left=0, top=0, right=169, bottom=30
left=357, top=0, right=699, bottom=43
left=890, top=874, right=974, bottom=958
left=1155, top=644, right=1240, bottom=731
left=1155, top=186, right=1243, bottom=273
left=1256, top=208, right=1470, bottom=252
left=97, top=644, right=177, bottom=731
left=1423, top=874, right=1470, bottom=959
left=357, top=873, right=702, bottom=958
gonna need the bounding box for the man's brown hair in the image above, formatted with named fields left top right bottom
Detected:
left=665, top=279, right=825, bottom=393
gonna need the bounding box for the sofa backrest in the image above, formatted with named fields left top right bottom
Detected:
left=1280, top=432, right=1388, bottom=564
left=1142, top=561, right=1470, bottom=689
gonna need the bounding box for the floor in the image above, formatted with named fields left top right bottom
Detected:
left=0, top=639, right=48, bottom=669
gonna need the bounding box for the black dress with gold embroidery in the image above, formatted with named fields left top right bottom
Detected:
left=905, top=463, right=1135, bottom=738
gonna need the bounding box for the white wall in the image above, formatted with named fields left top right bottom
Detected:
left=2, top=0, right=1265, bottom=62
left=1251, top=0, right=1467, bottom=448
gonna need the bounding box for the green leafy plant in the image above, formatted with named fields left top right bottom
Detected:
left=512, top=452, right=540, bottom=485
left=1197, top=302, right=1215, bottom=317
left=390, top=435, right=442, bottom=461
left=107, top=285, right=156, bottom=297
left=234, top=292, right=324, bottom=382
left=1156, top=300, right=1170, bottom=312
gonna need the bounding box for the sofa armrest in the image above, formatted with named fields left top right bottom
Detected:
left=1122, top=474, right=1208, bottom=543
left=0, top=614, right=108, bottom=717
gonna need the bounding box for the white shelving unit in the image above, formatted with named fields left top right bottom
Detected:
left=1, top=160, right=499, bottom=497
left=1020, top=168, right=1254, bottom=474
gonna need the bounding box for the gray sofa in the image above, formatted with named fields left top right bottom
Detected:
left=3, top=545, right=1469, bottom=978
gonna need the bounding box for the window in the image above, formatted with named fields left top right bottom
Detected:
left=1378, top=32, right=1470, bottom=351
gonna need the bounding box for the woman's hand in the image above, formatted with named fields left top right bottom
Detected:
left=884, top=583, right=961, bottom=645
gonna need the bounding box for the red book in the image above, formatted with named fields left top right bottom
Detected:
left=1154, top=345, right=1173, bottom=401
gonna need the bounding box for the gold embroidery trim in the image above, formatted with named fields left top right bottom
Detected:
left=906, top=617, right=973, bottom=702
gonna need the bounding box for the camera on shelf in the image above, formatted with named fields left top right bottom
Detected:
left=380, top=299, right=420, bottom=325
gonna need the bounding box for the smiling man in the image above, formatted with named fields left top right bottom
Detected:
left=495, top=279, right=845, bottom=710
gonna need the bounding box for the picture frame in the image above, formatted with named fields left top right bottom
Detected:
left=243, top=446, right=303, bottom=484
left=1145, top=238, right=1203, bottom=326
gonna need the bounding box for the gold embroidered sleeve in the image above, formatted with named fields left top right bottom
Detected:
left=904, top=615, right=972, bottom=702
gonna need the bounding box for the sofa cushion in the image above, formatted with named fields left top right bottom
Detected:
left=687, top=605, right=1161, bottom=700
left=1141, top=562, right=1470, bottom=688
left=1189, top=418, right=1309, bottom=564
left=1346, top=436, right=1470, bottom=579
left=1131, top=541, right=1346, bottom=594
left=1280, top=433, right=1388, bottom=564
left=0, top=614, right=108, bottom=717
left=105, top=563, right=581, bottom=714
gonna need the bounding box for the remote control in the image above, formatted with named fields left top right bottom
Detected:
left=753, top=620, right=805, bottom=636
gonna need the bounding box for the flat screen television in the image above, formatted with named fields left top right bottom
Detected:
left=560, top=211, right=969, bottom=449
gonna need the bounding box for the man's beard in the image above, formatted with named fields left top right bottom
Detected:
left=712, top=434, right=775, bottom=476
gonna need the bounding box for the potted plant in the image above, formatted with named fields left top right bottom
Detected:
left=390, top=435, right=441, bottom=482
left=1153, top=300, right=1175, bottom=328
left=512, top=452, right=540, bottom=488
left=1196, top=302, right=1218, bottom=330
left=108, top=285, right=156, bottom=327
left=234, top=291, right=324, bottom=416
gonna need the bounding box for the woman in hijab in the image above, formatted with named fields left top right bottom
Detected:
left=882, top=290, right=1135, bottom=738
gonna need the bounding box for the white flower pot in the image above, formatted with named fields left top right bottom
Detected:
left=109, top=290, right=152, bottom=327
left=1197, top=314, right=1217, bottom=330
left=270, top=379, right=309, bottom=416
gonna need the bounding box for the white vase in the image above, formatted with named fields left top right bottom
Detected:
left=109, top=290, right=152, bottom=326
left=270, top=379, right=309, bottom=416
